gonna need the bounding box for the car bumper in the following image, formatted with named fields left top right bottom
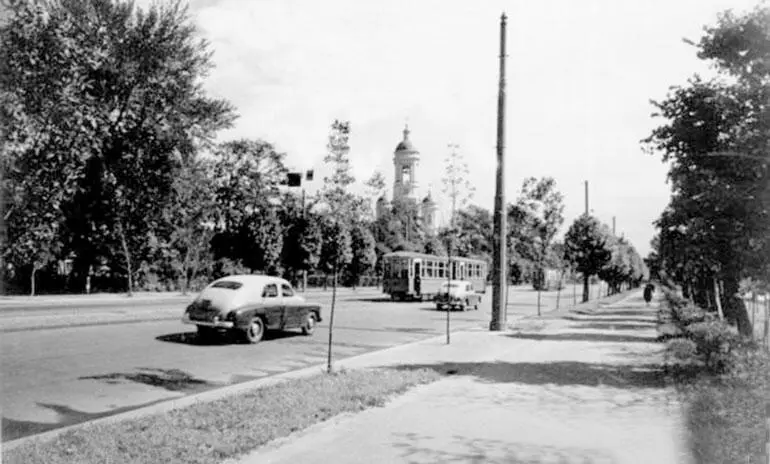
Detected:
left=182, top=313, right=234, bottom=329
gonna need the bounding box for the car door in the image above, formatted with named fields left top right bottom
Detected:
left=261, top=283, right=283, bottom=329
left=280, top=282, right=302, bottom=329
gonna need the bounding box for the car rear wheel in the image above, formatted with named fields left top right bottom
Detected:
left=301, top=312, right=317, bottom=336
left=242, top=317, right=265, bottom=344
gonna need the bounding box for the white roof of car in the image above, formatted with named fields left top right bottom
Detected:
left=213, top=274, right=287, bottom=287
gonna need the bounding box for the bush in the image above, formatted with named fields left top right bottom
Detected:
left=668, top=338, right=698, bottom=361
left=685, top=321, right=742, bottom=372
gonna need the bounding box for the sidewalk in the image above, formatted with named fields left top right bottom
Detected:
left=229, top=291, right=693, bottom=464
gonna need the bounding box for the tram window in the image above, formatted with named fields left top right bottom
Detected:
left=437, top=262, right=444, bottom=278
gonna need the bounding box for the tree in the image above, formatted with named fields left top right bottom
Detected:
left=280, top=196, right=322, bottom=286
left=563, top=215, right=613, bottom=303
left=210, top=139, right=287, bottom=274
left=364, top=170, right=387, bottom=219
left=643, top=6, right=770, bottom=336
left=165, top=158, right=217, bottom=294
left=319, top=120, right=356, bottom=372
left=515, top=177, right=565, bottom=290
left=450, top=205, right=493, bottom=260
left=1, top=0, right=235, bottom=295
left=347, top=224, right=377, bottom=287
left=506, top=203, right=538, bottom=284
left=440, top=144, right=475, bottom=344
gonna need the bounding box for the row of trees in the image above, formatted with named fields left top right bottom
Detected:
left=0, top=0, right=648, bottom=298
left=644, top=5, right=769, bottom=337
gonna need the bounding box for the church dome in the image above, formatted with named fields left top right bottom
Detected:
left=394, top=124, right=418, bottom=153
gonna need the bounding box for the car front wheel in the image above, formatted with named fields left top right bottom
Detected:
left=302, top=312, right=317, bottom=336
left=242, top=317, right=265, bottom=344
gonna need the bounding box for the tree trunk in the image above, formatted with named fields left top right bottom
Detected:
left=30, top=265, right=37, bottom=297
left=713, top=278, right=725, bottom=321
left=117, top=221, right=133, bottom=297
left=582, top=274, right=589, bottom=303
left=723, top=276, right=752, bottom=337
left=327, top=262, right=337, bottom=373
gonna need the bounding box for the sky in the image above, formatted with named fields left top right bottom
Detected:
left=10, top=0, right=761, bottom=257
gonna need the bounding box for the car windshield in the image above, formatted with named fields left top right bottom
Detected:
left=211, top=281, right=243, bottom=290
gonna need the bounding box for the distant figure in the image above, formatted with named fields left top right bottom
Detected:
left=643, top=283, right=655, bottom=306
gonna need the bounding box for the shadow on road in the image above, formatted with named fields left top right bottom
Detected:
left=355, top=297, right=396, bottom=303
left=391, top=433, right=619, bottom=463
left=2, top=398, right=170, bottom=442
left=506, top=332, right=656, bottom=344
left=573, top=309, right=654, bottom=318
left=155, top=330, right=305, bottom=346
left=79, top=367, right=212, bottom=392
left=562, top=315, right=656, bottom=324
left=392, top=359, right=665, bottom=389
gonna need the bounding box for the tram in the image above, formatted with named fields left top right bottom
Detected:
left=381, top=251, right=488, bottom=301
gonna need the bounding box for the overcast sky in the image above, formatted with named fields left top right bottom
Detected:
left=23, top=0, right=764, bottom=256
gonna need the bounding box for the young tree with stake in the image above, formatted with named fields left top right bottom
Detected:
left=441, top=144, right=475, bottom=344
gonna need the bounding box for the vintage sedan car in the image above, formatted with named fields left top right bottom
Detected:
left=434, top=280, right=481, bottom=311
left=182, top=275, right=322, bottom=344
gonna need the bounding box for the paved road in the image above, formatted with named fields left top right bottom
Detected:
left=1, top=284, right=597, bottom=443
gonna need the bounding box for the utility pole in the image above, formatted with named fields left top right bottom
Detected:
left=584, top=180, right=589, bottom=216
left=490, top=12, right=507, bottom=331
left=612, top=216, right=616, bottom=235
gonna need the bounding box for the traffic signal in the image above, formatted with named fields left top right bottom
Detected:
left=287, top=172, right=302, bottom=187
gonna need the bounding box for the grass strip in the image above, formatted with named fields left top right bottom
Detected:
left=670, top=351, right=770, bottom=463
left=4, top=367, right=440, bottom=464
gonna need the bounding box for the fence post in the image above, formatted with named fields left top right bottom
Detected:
left=765, top=403, right=770, bottom=464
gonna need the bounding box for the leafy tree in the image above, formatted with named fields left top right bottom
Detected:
left=240, top=208, right=284, bottom=275
left=164, top=158, right=217, bottom=294
left=1, top=0, right=235, bottom=294
left=564, top=214, right=613, bottom=302
left=450, top=205, right=493, bottom=260
left=644, top=6, right=770, bottom=335
left=364, top=170, right=387, bottom=219
left=515, top=177, right=565, bottom=290
left=280, top=196, right=322, bottom=286
left=347, top=224, right=377, bottom=287
left=506, top=203, right=538, bottom=284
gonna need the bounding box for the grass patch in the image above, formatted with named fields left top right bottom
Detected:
left=670, top=349, right=770, bottom=464
left=5, top=367, right=440, bottom=464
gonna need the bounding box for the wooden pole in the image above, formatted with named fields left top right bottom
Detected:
left=490, top=12, right=508, bottom=331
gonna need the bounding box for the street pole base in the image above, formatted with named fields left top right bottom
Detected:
left=489, top=320, right=505, bottom=331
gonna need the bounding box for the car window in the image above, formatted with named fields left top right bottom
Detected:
left=281, top=283, right=294, bottom=297
left=212, top=281, right=243, bottom=290
left=262, top=284, right=278, bottom=298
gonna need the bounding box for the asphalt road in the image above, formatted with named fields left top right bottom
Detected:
left=1, top=284, right=596, bottom=443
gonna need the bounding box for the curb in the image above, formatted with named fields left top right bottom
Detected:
left=2, top=325, right=485, bottom=451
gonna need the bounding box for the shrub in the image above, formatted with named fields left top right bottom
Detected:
left=668, top=338, right=698, bottom=361
left=685, top=321, right=742, bottom=372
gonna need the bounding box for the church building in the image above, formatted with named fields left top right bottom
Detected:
left=376, top=125, right=438, bottom=234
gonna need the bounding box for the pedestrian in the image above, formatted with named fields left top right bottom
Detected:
left=643, top=282, right=655, bottom=306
